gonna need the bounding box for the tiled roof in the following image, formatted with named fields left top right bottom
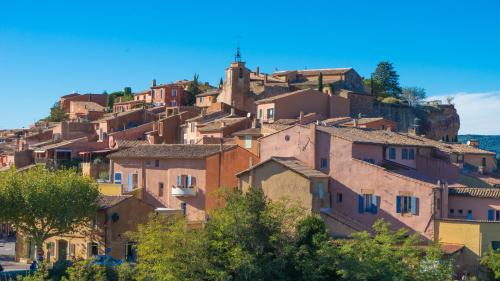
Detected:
left=196, top=89, right=221, bottom=97
left=317, top=126, right=433, bottom=148
left=108, top=144, right=236, bottom=159
left=449, top=187, right=500, bottom=199
left=237, top=156, right=327, bottom=179
left=99, top=195, right=132, bottom=209
left=232, top=128, right=263, bottom=137
left=198, top=117, right=247, bottom=133
left=255, top=89, right=322, bottom=104
left=186, top=111, right=230, bottom=123
left=273, top=68, right=352, bottom=76
left=403, top=134, right=495, bottom=155
left=115, top=140, right=148, bottom=149
left=34, top=137, right=87, bottom=151
left=94, top=108, right=145, bottom=122
left=342, top=117, right=388, bottom=126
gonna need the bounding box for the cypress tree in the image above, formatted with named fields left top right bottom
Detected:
left=318, top=72, right=323, bottom=91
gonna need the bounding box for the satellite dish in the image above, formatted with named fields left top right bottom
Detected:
left=246, top=112, right=251, bottom=118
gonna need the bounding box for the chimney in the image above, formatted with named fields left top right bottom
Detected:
left=152, top=79, right=157, bottom=87
left=255, top=66, right=260, bottom=76
left=251, top=118, right=257, bottom=128
left=119, top=97, right=123, bottom=103
left=467, top=139, right=479, bottom=148
left=264, top=74, right=268, bottom=83
left=230, top=107, right=235, bottom=116
left=299, top=111, right=304, bottom=125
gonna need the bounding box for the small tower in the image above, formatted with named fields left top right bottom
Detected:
left=217, top=46, right=251, bottom=111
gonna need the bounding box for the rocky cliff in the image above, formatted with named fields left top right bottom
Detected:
left=371, top=103, right=460, bottom=141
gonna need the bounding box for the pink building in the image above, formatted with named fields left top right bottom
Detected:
left=255, top=89, right=329, bottom=123
left=108, top=144, right=259, bottom=223
left=259, top=124, right=465, bottom=239
left=151, top=80, right=188, bottom=107
left=447, top=188, right=500, bottom=221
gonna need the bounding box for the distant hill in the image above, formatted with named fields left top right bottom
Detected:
left=458, top=135, right=500, bottom=158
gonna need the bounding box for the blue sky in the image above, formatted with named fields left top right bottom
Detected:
left=1, top=0, right=499, bottom=134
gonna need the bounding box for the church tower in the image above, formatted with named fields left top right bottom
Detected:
left=217, top=47, right=251, bottom=112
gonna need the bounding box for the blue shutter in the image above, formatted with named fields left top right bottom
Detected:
left=396, top=196, right=402, bottom=213
left=187, top=175, right=192, bottom=187
left=114, top=173, right=122, bottom=184
left=488, top=209, right=495, bottom=221
left=358, top=195, right=364, bottom=214
left=127, top=174, right=132, bottom=191
left=372, top=194, right=378, bottom=214
left=411, top=197, right=417, bottom=215
left=176, top=175, right=181, bottom=186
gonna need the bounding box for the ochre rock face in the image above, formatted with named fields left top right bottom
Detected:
left=423, top=105, right=460, bottom=141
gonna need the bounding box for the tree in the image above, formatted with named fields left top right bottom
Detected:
left=338, top=219, right=453, bottom=281
left=318, top=72, right=324, bottom=92
left=446, top=96, right=454, bottom=105
left=44, top=102, right=69, bottom=122
left=481, top=248, right=500, bottom=280
left=402, top=87, right=427, bottom=106
left=372, top=61, right=402, bottom=99
left=219, top=77, right=224, bottom=87
left=187, top=74, right=201, bottom=106
left=0, top=167, right=100, bottom=261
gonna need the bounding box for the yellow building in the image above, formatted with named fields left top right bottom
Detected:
left=237, top=157, right=330, bottom=213
left=435, top=219, right=500, bottom=275
left=16, top=195, right=154, bottom=263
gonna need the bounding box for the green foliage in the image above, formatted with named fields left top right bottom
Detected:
left=105, top=87, right=134, bottom=110
left=402, top=87, right=427, bottom=106
left=44, top=102, right=69, bottom=122
left=318, top=72, right=324, bottom=92
left=219, top=77, right=224, bottom=87
left=371, top=61, right=402, bottom=99
left=337, top=220, right=453, bottom=281
left=61, top=260, right=108, bottom=281
left=187, top=74, right=201, bottom=106
left=132, top=214, right=209, bottom=281
left=481, top=248, right=500, bottom=280
left=0, top=167, right=100, bottom=260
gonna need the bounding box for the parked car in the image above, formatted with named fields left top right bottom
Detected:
left=90, top=255, right=124, bottom=267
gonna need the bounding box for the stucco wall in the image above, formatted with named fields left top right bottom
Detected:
left=464, top=154, right=497, bottom=173
left=448, top=196, right=500, bottom=221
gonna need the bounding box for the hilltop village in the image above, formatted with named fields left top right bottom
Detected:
left=1, top=56, right=499, bottom=277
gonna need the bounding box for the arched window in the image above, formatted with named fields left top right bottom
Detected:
left=238, top=68, right=243, bottom=79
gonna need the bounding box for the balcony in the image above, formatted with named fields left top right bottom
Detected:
left=171, top=185, right=196, bottom=197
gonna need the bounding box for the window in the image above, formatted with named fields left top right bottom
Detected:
left=114, top=172, right=122, bottom=184
left=267, top=108, right=274, bottom=120
left=181, top=202, right=187, bottom=216
left=450, top=209, right=454, bottom=215
left=482, top=157, right=487, bottom=167
left=358, top=194, right=377, bottom=214
left=402, top=148, right=408, bottom=160
left=496, top=210, right=500, bottom=221
left=488, top=209, right=496, bottom=221
left=492, top=241, right=500, bottom=251
left=244, top=136, right=252, bottom=149
left=320, top=158, right=328, bottom=169
left=396, top=196, right=417, bottom=215
left=160, top=89, right=164, bottom=98
left=159, top=182, right=164, bottom=197
left=126, top=242, right=137, bottom=262
left=316, top=182, right=324, bottom=199
left=69, top=243, right=76, bottom=258
left=458, top=209, right=463, bottom=215
left=189, top=139, right=195, bottom=144
left=155, top=160, right=160, bottom=168
left=409, top=149, right=415, bottom=160
left=389, top=147, right=396, bottom=160
left=238, top=68, right=243, bottom=79
left=146, top=160, right=152, bottom=166
left=190, top=122, right=195, bottom=133
left=200, top=97, right=204, bottom=103
left=467, top=210, right=473, bottom=220
left=285, top=135, right=290, bottom=141
left=171, top=89, right=177, bottom=97
left=258, top=109, right=263, bottom=118
left=336, top=193, right=343, bottom=203
left=90, top=242, right=99, bottom=257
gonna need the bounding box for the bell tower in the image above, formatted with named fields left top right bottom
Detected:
left=217, top=47, right=251, bottom=112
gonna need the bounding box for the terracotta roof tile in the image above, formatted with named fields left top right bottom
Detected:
left=255, top=89, right=323, bottom=104
left=108, top=144, right=236, bottom=159
left=449, top=187, right=500, bottom=199
left=99, top=195, right=132, bottom=209
left=198, top=117, right=247, bottom=133
left=232, top=128, right=263, bottom=137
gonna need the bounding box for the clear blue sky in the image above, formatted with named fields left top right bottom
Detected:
left=1, top=0, right=500, bottom=134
